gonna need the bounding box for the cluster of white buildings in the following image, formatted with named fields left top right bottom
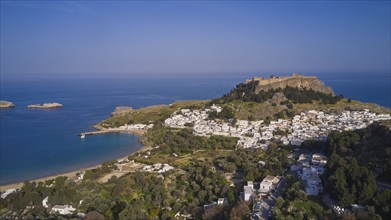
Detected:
left=164, top=106, right=217, bottom=128
left=142, top=163, right=174, bottom=173
left=164, top=106, right=391, bottom=149
left=290, top=153, right=328, bottom=196
left=115, top=123, right=154, bottom=131
left=242, top=176, right=282, bottom=202
left=283, top=109, right=391, bottom=146
left=196, top=119, right=265, bottom=148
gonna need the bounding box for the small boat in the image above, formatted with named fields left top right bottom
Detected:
left=81, top=134, right=86, bottom=139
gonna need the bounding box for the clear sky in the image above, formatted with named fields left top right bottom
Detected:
left=1, top=1, right=390, bottom=76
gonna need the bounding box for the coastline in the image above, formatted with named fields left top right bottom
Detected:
left=0, top=129, right=150, bottom=192
left=80, top=127, right=146, bottom=137
left=3, top=98, right=390, bottom=192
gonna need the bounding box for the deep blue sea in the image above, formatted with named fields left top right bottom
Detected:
left=0, top=73, right=390, bottom=185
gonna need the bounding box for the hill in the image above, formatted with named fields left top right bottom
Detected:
left=97, top=74, right=390, bottom=128
left=248, top=73, right=334, bottom=95
left=214, top=73, right=342, bottom=105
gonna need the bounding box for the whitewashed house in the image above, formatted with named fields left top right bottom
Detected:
left=42, top=196, right=49, bottom=208
left=243, top=186, right=253, bottom=201
left=259, top=175, right=280, bottom=193
left=51, top=205, right=76, bottom=215
left=242, top=181, right=254, bottom=202
left=312, top=153, right=327, bottom=166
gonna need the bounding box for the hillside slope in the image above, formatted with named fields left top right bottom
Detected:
left=250, top=73, right=334, bottom=95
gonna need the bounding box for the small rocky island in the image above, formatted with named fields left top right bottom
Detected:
left=27, top=103, right=63, bottom=109
left=0, top=101, right=15, bottom=108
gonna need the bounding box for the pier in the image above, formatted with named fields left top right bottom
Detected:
left=79, top=130, right=123, bottom=137
left=79, top=128, right=146, bottom=137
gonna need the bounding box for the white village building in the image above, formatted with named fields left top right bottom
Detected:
left=259, top=175, right=280, bottom=193
left=51, top=205, right=76, bottom=215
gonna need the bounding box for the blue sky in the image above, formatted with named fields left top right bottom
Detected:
left=1, top=1, right=390, bottom=76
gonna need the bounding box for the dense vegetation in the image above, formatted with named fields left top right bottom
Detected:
left=272, top=175, right=333, bottom=220
left=324, top=123, right=391, bottom=219
left=213, top=80, right=343, bottom=105
left=143, top=125, right=238, bottom=154
left=3, top=121, right=391, bottom=219
left=1, top=166, right=229, bottom=219
left=326, top=122, right=391, bottom=181
left=0, top=137, right=291, bottom=219
left=226, top=147, right=288, bottom=181
left=83, top=160, right=118, bottom=180
left=208, top=107, right=235, bottom=121
left=0, top=176, right=80, bottom=219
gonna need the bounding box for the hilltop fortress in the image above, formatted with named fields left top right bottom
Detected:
left=246, top=73, right=335, bottom=95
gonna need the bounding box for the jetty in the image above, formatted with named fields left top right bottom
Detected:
left=79, top=128, right=146, bottom=138
left=79, top=130, right=123, bottom=137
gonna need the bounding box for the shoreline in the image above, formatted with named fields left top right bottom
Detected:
left=0, top=130, right=150, bottom=192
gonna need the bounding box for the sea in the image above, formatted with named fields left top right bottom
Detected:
left=0, top=72, right=390, bottom=185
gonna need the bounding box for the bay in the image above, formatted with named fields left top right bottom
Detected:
left=0, top=73, right=389, bottom=185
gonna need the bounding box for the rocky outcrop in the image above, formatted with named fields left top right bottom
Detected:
left=248, top=73, right=334, bottom=95
left=0, top=101, right=15, bottom=108
left=27, top=103, right=63, bottom=109
left=111, top=106, right=133, bottom=116
left=268, top=92, right=288, bottom=105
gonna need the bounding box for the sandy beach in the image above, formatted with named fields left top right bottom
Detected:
left=0, top=130, right=151, bottom=192
left=0, top=168, right=93, bottom=191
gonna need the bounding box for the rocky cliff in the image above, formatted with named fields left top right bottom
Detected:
left=27, top=103, right=63, bottom=109
left=247, top=73, right=334, bottom=95
left=0, top=101, right=15, bottom=108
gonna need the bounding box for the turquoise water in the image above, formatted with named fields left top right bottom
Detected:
left=0, top=73, right=389, bottom=184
